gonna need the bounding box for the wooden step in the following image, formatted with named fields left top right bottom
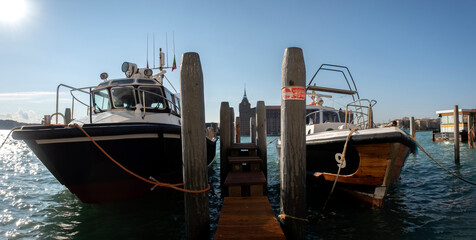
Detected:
left=225, top=172, right=266, bottom=196
left=229, top=143, right=258, bottom=156
left=215, top=196, right=286, bottom=240
left=228, top=156, right=263, bottom=172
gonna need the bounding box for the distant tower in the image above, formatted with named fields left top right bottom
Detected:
left=239, top=86, right=251, bottom=136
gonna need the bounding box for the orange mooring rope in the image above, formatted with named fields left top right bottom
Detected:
left=267, top=137, right=279, bottom=145
left=72, top=124, right=210, bottom=193
left=0, top=127, right=21, bottom=150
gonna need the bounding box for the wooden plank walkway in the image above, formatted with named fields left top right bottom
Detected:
left=214, top=196, right=286, bottom=240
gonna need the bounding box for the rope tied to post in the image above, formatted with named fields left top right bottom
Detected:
left=322, top=128, right=358, bottom=211
left=73, top=124, right=211, bottom=193
left=267, top=137, right=279, bottom=146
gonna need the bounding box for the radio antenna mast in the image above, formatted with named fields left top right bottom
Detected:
left=153, top=33, right=156, bottom=68
left=146, top=33, right=149, bottom=68
left=166, top=33, right=169, bottom=68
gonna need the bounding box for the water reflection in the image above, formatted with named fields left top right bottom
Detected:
left=1, top=131, right=475, bottom=239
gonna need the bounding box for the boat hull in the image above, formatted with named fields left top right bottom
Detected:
left=307, top=127, right=415, bottom=208
left=12, top=123, right=217, bottom=203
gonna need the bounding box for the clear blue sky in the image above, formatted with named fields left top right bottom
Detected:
left=1, top=0, right=475, bottom=123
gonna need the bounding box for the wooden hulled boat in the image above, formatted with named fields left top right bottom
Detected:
left=279, top=64, right=415, bottom=208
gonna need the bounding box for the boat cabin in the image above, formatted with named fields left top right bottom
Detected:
left=305, top=106, right=351, bottom=134
left=92, top=78, right=180, bottom=116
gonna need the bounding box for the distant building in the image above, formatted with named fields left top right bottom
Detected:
left=238, top=89, right=281, bottom=136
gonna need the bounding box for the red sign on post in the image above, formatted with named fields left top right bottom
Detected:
left=282, top=87, right=305, bottom=100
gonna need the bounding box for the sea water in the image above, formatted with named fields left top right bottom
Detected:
left=0, top=130, right=475, bottom=239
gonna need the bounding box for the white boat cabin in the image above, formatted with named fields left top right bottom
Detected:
left=305, top=106, right=352, bottom=135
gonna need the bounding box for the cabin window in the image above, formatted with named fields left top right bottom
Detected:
left=164, top=89, right=178, bottom=113
left=174, top=96, right=181, bottom=115
left=441, top=115, right=453, bottom=124
left=137, top=79, right=157, bottom=84
left=111, top=87, right=136, bottom=108
left=93, top=89, right=111, bottom=112
left=323, top=111, right=340, bottom=123
left=138, top=87, right=165, bottom=109
left=306, top=111, right=320, bottom=125
left=111, top=79, right=134, bottom=85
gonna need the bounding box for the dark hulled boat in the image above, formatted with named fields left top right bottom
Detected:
left=12, top=60, right=216, bottom=203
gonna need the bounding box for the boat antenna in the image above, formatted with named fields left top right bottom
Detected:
left=146, top=33, right=149, bottom=68
left=166, top=33, right=169, bottom=68
left=153, top=33, right=156, bottom=68
left=172, top=31, right=177, bottom=72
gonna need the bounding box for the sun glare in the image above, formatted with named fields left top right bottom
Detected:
left=0, top=0, right=26, bottom=22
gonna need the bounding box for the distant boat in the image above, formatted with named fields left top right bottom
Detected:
left=278, top=64, right=415, bottom=208
left=12, top=56, right=217, bottom=203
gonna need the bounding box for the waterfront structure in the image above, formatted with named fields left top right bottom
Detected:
left=433, top=108, right=476, bottom=141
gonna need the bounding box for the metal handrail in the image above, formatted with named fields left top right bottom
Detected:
left=54, top=83, right=180, bottom=124
left=308, top=64, right=360, bottom=101
left=344, top=99, right=377, bottom=129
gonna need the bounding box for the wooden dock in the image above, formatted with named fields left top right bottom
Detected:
left=215, top=196, right=285, bottom=240
left=216, top=136, right=285, bottom=239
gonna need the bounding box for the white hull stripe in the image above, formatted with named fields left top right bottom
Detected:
left=163, top=133, right=181, bottom=139
left=36, top=133, right=162, bottom=144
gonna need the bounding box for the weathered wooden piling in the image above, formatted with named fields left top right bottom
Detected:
left=468, top=115, right=474, bottom=148
left=256, top=101, right=267, bottom=180
left=220, top=102, right=231, bottom=187
left=410, top=116, right=416, bottom=139
left=236, top=116, right=241, bottom=143
left=454, top=105, right=460, bottom=164
left=230, top=108, right=235, bottom=144
left=250, top=116, right=256, bottom=144
left=180, top=52, right=209, bottom=239
left=280, top=47, right=306, bottom=240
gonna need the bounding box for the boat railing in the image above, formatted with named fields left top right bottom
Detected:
left=53, top=84, right=179, bottom=124
left=344, top=99, right=377, bottom=129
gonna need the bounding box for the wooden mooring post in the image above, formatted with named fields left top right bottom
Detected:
left=256, top=101, right=267, bottom=180
left=454, top=105, right=460, bottom=164
left=230, top=108, right=235, bottom=144
left=468, top=115, right=474, bottom=148
left=235, top=116, right=241, bottom=143
left=410, top=116, right=416, bottom=139
left=180, top=52, right=209, bottom=239
left=220, top=102, right=231, bottom=187
left=250, top=116, right=256, bottom=144
left=280, top=47, right=306, bottom=240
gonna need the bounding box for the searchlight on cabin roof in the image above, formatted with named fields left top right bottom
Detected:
left=121, top=62, right=138, bottom=78
left=100, top=72, right=108, bottom=81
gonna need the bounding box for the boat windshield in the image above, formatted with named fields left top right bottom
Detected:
left=306, top=112, right=320, bottom=125
left=112, top=87, right=135, bottom=108
left=323, top=110, right=340, bottom=123
left=93, top=89, right=111, bottom=112
left=306, top=110, right=342, bottom=124
left=138, top=86, right=166, bottom=109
